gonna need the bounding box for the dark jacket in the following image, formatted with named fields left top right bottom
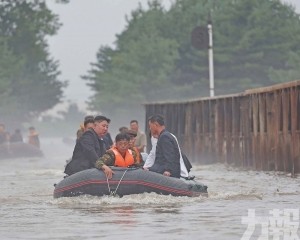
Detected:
left=64, top=128, right=106, bottom=176
left=149, top=129, right=181, bottom=178
left=103, top=132, right=113, bottom=149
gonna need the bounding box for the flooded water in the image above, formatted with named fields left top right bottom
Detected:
left=1, top=138, right=299, bottom=240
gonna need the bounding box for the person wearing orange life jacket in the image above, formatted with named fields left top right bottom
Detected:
left=95, top=133, right=141, bottom=179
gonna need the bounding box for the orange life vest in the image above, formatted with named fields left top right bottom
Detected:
left=111, top=147, right=135, bottom=167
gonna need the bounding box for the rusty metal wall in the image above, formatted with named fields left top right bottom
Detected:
left=144, top=80, right=300, bottom=175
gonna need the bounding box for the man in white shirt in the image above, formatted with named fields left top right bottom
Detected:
left=143, top=135, right=158, bottom=168
left=146, top=114, right=190, bottom=178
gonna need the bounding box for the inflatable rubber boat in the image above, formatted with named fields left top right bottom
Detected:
left=53, top=167, right=208, bottom=198
left=0, top=142, right=43, bottom=159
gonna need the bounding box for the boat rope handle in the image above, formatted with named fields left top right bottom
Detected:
left=106, top=175, right=111, bottom=194
left=106, top=169, right=128, bottom=197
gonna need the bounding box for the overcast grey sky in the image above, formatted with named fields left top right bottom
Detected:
left=47, top=0, right=300, bottom=110
left=47, top=0, right=171, bottom=110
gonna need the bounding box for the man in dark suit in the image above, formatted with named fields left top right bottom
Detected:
left=64, top=115, right=110, bottom=176
left=148, top=114, right=181, bottom=178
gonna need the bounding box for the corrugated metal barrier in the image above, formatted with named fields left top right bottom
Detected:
left=144, top=80, right=300, bottom=176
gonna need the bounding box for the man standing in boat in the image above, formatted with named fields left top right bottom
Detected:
left=64, top=115, right=110, bottom=176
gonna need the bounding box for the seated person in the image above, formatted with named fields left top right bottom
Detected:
left=129, top=120, right=147, bottom=152
left=143, top=133, right=158, bottom=169
left=64, top=115, right=110, bottom=176
left=28, top=126, right=40, bottom=149
left=76, top=115, right=94, bottom=140
left=95, top=133, right=141, bottom=178
left=147, top=114, right=182, bottom=178
left=10, top=129, right=23, bottom=143
left=143, top=130, right=192, bottom=178
left=118, top=126, right=128, bottom=133
left=126, top=129, right=144, bottom=166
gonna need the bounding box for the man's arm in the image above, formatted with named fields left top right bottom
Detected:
left=95, top=151, right=115, bottom=179
left=95, top=150, right=115, bottom=169
left=144, top=137, right=157, bottom=168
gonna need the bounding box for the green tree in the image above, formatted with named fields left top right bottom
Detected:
left=84, top=0, right=300, bottom=117
left=165, top=0, right=300, bottom=95
left=84, top=1, right=178, bottom=118
left=0, top=0, right=67, bottom=127
left=211, top=0, right=300, bottom=94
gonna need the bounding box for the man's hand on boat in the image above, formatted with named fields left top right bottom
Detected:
left=163, top=171, right=171, bottom=177
left=101, top=165, right=114, bottom=179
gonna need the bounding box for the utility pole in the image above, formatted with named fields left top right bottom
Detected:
left=191, top=15, right=215, bottom=97
left=207, top=13, right=214, bottom=97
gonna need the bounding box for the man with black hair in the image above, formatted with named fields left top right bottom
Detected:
left=76, top=115, right=95, bottom=140
left=95, top=132, right=141, bottom=178
left=64, top=115, right=110, bottom=176
left=147, top=114, right=189, bottom=178
left=126, top=129, right=144, bottom=165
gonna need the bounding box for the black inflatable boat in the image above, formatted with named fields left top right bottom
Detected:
left=53, top=167, right=208, bottom=198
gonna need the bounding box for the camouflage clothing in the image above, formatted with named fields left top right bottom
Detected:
left=95, top=148, right=142, bottom=169
left=130, top=147, right=144, bottom=165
